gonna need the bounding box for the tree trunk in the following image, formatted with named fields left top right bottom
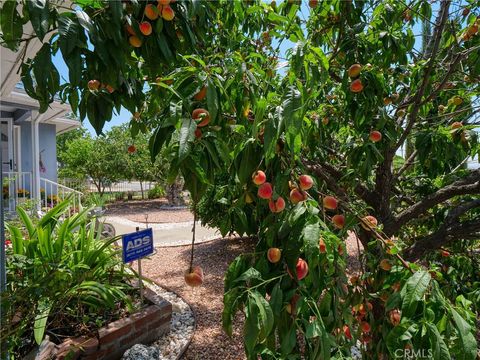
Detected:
left=140, top=181, right=144, bottom=199
left=166, top=177, right=184, bottom=206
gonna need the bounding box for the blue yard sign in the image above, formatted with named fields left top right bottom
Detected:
left=122, top=228, right=154, bottom=263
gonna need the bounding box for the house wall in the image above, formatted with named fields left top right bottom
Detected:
left=20, top=122, right=57, bottom=184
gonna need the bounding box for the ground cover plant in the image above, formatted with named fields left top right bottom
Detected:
left=2, top=199, right=136, bottom=357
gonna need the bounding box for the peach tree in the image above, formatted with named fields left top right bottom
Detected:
left=1, top=0, right=479, bottom=358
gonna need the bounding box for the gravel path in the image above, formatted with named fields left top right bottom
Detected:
left=142, top=237, right=255, bottom=360
left=106, top=199, right=194, bottom=224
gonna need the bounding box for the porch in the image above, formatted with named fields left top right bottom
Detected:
left=1, top=84, right=81, bottom=215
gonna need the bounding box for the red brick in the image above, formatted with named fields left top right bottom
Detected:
left=99, top=323, right=133, bottom=345
left=147, top=315, right=170, bottom=332
left=130, top=305, right=162, bottom=329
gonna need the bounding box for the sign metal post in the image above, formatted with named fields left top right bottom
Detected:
left=122, top=227, right=153, bottom=305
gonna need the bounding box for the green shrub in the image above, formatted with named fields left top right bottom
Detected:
left=2, top=198, right=135, bottom=357
left=148, top=183, right=165, bottom=199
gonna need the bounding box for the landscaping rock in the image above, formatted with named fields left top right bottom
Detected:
left=122, top=344, right=160, bottom=360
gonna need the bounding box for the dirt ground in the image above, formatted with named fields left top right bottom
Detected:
left=105, top=198, right=194, bottom=223
left=142, top=236, right=254, bottom=360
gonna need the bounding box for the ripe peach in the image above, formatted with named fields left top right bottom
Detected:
left=194, top=128, right=202, bottom=139
left=332, top=214, right=345, bottom=229
left=129, top=35, right=142, bottom=47
left=347, top=63, right=362, bottom=78
left=267, top=248, right=281, bottom=263
left=369, top=130, right=382, bottom=143
left=252, top=170, right=266, bottom=185
left=343, top=325, right=352, bottom=340
left=158, top=0, right=170, bottom=5
left=350, top=79, right=363, bottom=93
left=184, top=266, right=204, bottom=287
left=467, top=24, right=478, bottom=36
left=308, top=0, right=318, bottom=7
left=379, top=259, right=392, bottom=271
left=144, top=4, right=159, bottom=20
left=451, top=121, right=463, bottom=129
left=104, top=84, right=115, bottom=93
left=290, top=188, right=307, bottom=204
left=162, top=5, right=175, bottom=21
left=139, top=21, right=152, bottom=36
left=257, top=182, right=273, bottom=199
left=194, top=86, right=207, bottom=101
left=361, top=215, right=378, bottom=230
left=323, top=195, right=338, bottom=210
left=192, top=108, right=210, bottom=127
left=125, top=24, right=136, bottom=36
left=127, top=145, right=136, bottom=153
left=269, top=196, right=285, bottom=213
left=440, top=249, right=450, bottom=257
left=360, top=321, right=371, bottom=333
left=298, top=175, right=313, bottom=190
left=88, top=79, right=100, bottom=91
left=389, top=309, right=401, bottom=326
left=319, top=238, right=327, bottom=253
left=294, top=258, right=309, bottom=280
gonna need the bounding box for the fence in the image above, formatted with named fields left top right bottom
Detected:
left=59, top=178, right=156, bottom=202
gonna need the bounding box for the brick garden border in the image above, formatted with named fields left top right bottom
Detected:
left=36, top=285, right=172, bottom=360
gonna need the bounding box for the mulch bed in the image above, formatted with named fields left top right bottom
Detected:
left=142, top=237, right=254, bottom=360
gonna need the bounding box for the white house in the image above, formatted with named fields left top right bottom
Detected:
left=1, top=35, right=82, bottom=214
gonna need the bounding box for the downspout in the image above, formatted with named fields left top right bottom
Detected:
left=31, top=111, right=44, bottom=215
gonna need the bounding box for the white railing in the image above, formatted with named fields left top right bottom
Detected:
left=2, top=171, right=33, bottom=213
left=40, top=177, right=83, bottom=216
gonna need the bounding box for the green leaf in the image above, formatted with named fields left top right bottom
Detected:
left=244, top=298, right=260, bottom=356
left=269, top=283, right=283, bottom=317
left=224, top=255, right=249, bottom=292
left=0, top=0, right=23, bottom=50
left=178, top=118, right=196, bottom=162
left=401, top=270, right=431, bottom=317
left=426, top=323, right=451, bottom=360
left=450, top=308, right=477, bottom=360
left=76, top=10, right=95, bottom=35
left=34, top=299, right=52, bottom=345
left=26, top=0, right=50, bottom=41
left=282, top=86, right=303, bottom=154
left=149, top=125, right=175, bottom=161
left=223, top=288, right=242, bottom=337
left=207, top=78, right=219, bottom=122
left=235, top=268, right=262, bottom=284
left=250, top=291, right=274, bottom=340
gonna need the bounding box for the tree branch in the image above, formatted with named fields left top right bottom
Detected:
left=303, top=160, right=375, bottom=206
left=394, top=150, right=417, bottom=181
left=394, top=0, right=451, bottom=151
left=404, top=218, right=480, bottom=261
left=394, top=169, right=480, bottom=230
